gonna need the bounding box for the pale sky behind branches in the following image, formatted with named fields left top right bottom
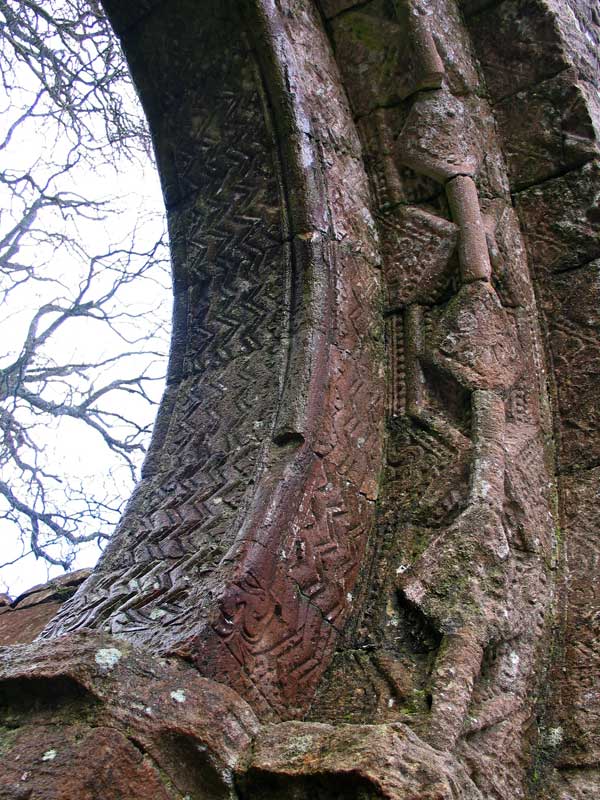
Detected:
left=0, top=3, right=171, bottom=597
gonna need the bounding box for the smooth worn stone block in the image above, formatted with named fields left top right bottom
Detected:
left=446, top=176, right=492, bottom=283
left=241, top=721, right=484, bottom=799
left=0, top=602, right=64, bottom=646
left=0, top=633, right=258, bottom=800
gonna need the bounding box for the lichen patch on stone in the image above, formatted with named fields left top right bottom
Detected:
left=170, top=688, right=186, bottom=703
left=94, top=647, right=123, bottom=669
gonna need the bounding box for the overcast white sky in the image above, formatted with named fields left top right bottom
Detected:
left=0, top=11, right=171, bottom=598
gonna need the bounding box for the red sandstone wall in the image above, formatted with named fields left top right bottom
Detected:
left=0, top=570, right=90, bottom=647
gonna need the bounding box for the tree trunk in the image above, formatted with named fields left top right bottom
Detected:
left=1, top=1, right=599, bottom=798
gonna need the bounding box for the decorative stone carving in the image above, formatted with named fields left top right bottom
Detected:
left=1, top=0, right=598, bottom=796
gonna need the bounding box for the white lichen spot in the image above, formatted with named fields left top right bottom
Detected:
left=212, top=497, right=223, bottom=505
left=170, top=689, right=187, bottom=704
left=545, top=726, right=563, bottom=747
left=360, top=207, right=375, bottom=229
left=346, top=592, right=353, bottom=603
left=388, top=697, right=395, bottom=708
left=145, top=707, right=153, bottom=716
left=404, top=580, right=425, bottom=605
left=94, top=647, right=122, bottom=670
left=396, top=563, right=409, bottom=575
left=42, top=750, right=57, bottom=762
left=478, top=480, right=491, bottom=499
left=150, top=607, right=167, bottom=620
left=289, top=734, right=314, bottom=756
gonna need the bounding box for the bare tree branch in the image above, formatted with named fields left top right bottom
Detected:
left=0, top=0, right=170, bottom=590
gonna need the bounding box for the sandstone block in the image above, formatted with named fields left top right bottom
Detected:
left=515, top=159, right=600, bottom=274
left=538, top=259, right=600, bottom=470
left=496, top=72, right=600, bottom=189
left=467, top=0, right=569, bottom=101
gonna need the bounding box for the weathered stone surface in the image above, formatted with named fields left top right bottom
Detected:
left=390, top=92, right=509, bottom=200
left=0, top=0, right=593, bottom=797
left=330, top=0, right=444, bottom=117
left=427, top=282, right=522, bottom=391
left=0, top=602, right=64, bottom=648
left=467, top=0, right=570, bottom=101
left=239, top=721, right=484, bottom=799
left=1, top=725, right=174, bottom=800
left=318, top=0, right=361, bottom=17
left=0, top=632, right=259, bottom=799
left=515, top=159, right=600, bottom=274
left=396, top=89, right=483, bottom=182
left=538, top=260, right=600, bottom=471
left=11, top=568, right=92, bottom=609
left=473, top=6, right=600, bottom=799
left=379, top=205, right=458, bottom=309
left=0, top=570, right=92, bottom=647
left=556, top=469, right=600, bottom=769
left=555, top=0, right=600, bottom=88
left=45, top=0, right=385, bottom=725
left=416, top=0, right=480, bottom=95
left=550, top=771, right=600, bottom=800
left=495, top=72, right=600, bottom=188
left=481, top=199, right=536, bottom=308
left=359, top=109, right=446, bottom=210
left=446, top=175, right=492, bottom=282
left=308, top=3, right=557, bottom=797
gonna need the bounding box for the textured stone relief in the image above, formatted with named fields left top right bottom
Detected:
left=466, top=2, right=600, bottom=795
left=316, top=1, right=556, bottom=795
left=0, top=633, right=259, bottom=800
left=1, top=0, right=599, bottom=797
left=43, top=0, right=386, bottom=722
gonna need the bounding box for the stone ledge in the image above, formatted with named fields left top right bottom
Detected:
left=0, top=570, right=91, bottom=647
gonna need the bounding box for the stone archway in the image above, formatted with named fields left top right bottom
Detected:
left=1, top=1, right=599, bottom=798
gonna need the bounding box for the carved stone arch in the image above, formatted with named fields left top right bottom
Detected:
left=1, top=1, right=599, bottom=799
